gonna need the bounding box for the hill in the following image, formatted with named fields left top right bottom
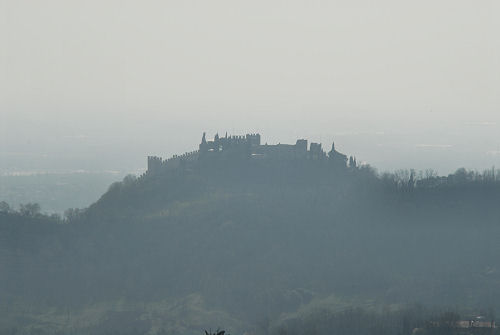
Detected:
left=1, top=141, right=500, bottom=334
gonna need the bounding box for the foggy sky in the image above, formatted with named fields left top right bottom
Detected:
left=1, top=0, right=499, bottom=174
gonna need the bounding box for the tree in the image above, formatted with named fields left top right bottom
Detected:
left=64, top=208, right=82, bottom=222
left=0, top=201, right=11, bottom=213
left=19, top=203, right=41, bottom=217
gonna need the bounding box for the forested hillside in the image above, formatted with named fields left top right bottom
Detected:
left=1, top=159, right=500, bottom=334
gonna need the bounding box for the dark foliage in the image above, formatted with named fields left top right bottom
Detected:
left=1, top=161, right=500, bottom=334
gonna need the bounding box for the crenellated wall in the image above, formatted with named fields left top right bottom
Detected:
left=147, top=133, right=347, bottom=174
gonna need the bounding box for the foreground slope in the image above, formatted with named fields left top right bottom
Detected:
left=1, top=158, right=500, bottom=334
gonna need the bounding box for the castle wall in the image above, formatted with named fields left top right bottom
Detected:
left=147, top=133, right=347, bottom=174
left=256, top=144, right=297, bottom=159
left=147, top=151, right=199, bottom=175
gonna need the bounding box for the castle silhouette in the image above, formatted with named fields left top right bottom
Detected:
left=147, top=133, right=350, bottom=175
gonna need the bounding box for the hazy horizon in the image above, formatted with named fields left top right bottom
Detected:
left=2, top=0, right=499, bottom=175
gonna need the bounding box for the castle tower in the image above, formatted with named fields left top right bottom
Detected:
left=199, top=132, right=208, bottom=152
left=147, top=156, right=163, bottom=174
left=328, top=141, right=348, bottom=167
left=309, top=142, right=324, bottom=160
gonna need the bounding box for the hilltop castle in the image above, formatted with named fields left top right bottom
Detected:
left=147, top=133, right=349, bottom=175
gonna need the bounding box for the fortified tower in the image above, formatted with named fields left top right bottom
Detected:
left=147, top=156, right=163, bottom=174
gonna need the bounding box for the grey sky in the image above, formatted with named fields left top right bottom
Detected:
left=1, top=0, right=499, bottom=174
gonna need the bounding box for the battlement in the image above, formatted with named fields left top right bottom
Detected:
left=147, top=156, right=163, bottom=174
left=246, top=133, right=261, bottom=146
left=146, top=133, right=349, bottom=175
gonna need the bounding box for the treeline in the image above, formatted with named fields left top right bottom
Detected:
left=2, top=167, right=499, bottom=222
left=380, top=167, right=500, bottom=191
left=270, top=305, right=499, bottom=335
left=0, top=304, right=497, bottom=335
left=0, top=200, right=83, bottom=223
